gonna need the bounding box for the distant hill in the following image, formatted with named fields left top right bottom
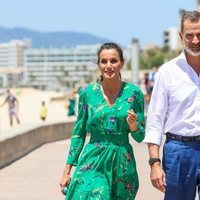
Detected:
left=0, top=27, right=111, bottom=48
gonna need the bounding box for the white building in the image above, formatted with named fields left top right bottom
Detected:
left=0, top=39, right=30, bottom=68
left=24, top=45, right=100, bottom=91
left=0, top=67, right=24, bottom=87
left=0, top=39, right=31, bottom=87
left=163, top=27, right=178, bottom=51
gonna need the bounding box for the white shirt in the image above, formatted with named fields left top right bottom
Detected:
left=144, top=50, right=200, bottom=146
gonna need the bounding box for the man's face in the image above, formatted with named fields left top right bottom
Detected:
left=180, top=19, right=200, bottom=56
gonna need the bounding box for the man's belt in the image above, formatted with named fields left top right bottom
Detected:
left=166, top=132, right=200, bottom=142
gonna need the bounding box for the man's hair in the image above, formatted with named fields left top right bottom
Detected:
left=181, top=10, right=200, bottom=32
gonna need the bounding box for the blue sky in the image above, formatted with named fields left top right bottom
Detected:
left=0, top=0, right=196, bottom=47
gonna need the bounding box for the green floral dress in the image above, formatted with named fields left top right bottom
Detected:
left=65, top=81, right=145, bottom=200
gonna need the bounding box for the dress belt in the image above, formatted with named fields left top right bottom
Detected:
left=89, top=133, right=129, bottom=145
left=166, top=132, right=200, bottom=142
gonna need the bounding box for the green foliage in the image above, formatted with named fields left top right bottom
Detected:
left=140, top=47, right=178, bottom=69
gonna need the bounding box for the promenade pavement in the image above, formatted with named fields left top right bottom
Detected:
left=0, top=135, right=164, bottom=200
left=0, top=87, right=165, bottom=199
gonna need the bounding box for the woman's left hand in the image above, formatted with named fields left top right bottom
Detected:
left=126, top=110, right=138, bottom=132
left=59, top=166, right=72, bottom=195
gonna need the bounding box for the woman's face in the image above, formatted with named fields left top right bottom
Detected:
left=98, top=49, right=123, bottom=81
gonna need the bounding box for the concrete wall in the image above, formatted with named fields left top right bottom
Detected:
left=0, top=120, right=75, bottom=169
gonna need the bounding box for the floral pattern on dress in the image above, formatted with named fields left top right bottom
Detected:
left=66, top=81, right=145, bottom=200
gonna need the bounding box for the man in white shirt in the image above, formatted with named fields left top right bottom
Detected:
left=144, top=10, right=200, bottom=200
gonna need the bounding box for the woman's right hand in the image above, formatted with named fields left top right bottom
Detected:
left=59, top=166, right=72, bottom=195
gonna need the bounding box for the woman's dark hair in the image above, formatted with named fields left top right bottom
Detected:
left=97, top=42, right=124, bottom=82
left=97, top=42, right=124, bottom=64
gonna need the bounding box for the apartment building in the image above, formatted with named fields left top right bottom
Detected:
left=0, top=39, right=30, bottom=87
left=0, top=39, right=30, bottom=68
left=24, top=45, right=100, bottom=91
left=163, top=27, right=178, bottom=51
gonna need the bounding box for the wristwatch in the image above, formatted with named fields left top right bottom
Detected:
left=148, top=158, right=161, bottom=166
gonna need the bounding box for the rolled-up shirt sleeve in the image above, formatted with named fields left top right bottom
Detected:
left=66, top=88, right=88, bottom=165
left=143, top=70, right=168, bottom=146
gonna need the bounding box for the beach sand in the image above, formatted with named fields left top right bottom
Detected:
left=0, top=88, right=71, bottom=131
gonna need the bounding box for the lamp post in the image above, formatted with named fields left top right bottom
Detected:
left=130, top=38, right=140, bottom=85
left=197, top=0, right=200, bottom=11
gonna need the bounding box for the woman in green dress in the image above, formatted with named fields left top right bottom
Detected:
left=60, top=42, right=145, bottom=200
